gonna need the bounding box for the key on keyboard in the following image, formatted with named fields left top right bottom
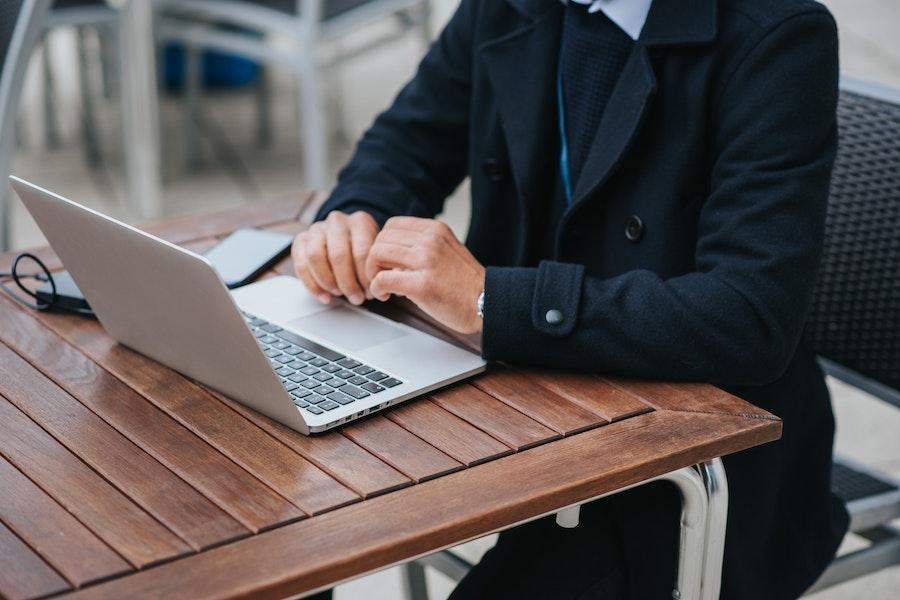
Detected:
left=243, top=312, right=405, bottom=414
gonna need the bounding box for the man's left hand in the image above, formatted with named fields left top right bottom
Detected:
left=365, top=217, right=485, bottom=335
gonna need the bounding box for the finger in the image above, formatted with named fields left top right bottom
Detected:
left=325, top=219, right=365, bottom=305
left=372, top=228, right=425, bottom=248
left=382, top=216, right=438, bottom=233
left=369, top=269, right=426, bottom=302
left=365, top=242, right=423, bottom=282
left=291, top=232, right=306, bottom=279
left=304, top=227, right=339, bottom=296
left=383, top=216, right=455, bottom=240
left=292, top=232, right=331, bottom=303
left=349, top=214, right=379, bottom=296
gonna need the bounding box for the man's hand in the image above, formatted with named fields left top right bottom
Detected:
left=292, top=210, right=379, bottom=305
left=365, top=217, right=486, bottom=334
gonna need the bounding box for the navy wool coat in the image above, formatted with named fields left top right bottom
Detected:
left=316, top=0, right=849, bottom=598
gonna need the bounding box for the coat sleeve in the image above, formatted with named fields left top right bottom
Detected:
left=313, top=1, right=476, bottom=225
left=482, top=11, right=839, bottom=386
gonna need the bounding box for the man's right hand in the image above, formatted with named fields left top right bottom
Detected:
left=292, top=210, right=379, bottom=306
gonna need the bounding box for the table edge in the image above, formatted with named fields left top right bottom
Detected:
left=65, top=409, right=780, bottom=599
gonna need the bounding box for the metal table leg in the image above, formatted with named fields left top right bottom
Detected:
left=698, top=458, right=729, bottom=600
left=657, top=464, right=709, bottom=600
left=403, top=458, right=729, bottom=600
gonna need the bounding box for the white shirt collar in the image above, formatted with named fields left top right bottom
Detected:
left=563, top=0, right=653, bottom=41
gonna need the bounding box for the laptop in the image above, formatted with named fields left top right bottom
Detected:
left=10, top=177, right=486, bottom=434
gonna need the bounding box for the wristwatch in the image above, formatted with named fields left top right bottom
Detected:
left=476, top=289, right=485, bottom=319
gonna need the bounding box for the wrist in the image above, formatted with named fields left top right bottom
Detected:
left=464, top=268, right=486, bottom=334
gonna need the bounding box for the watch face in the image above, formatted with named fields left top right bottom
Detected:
left=477, top=290, right=485, bottom=318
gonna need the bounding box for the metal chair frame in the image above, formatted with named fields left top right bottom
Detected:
left=5, top=0, right=162, bottom=243
left=42, top=1, right=120, bottom=163
left=0, top=0, right=54, bottom=251
left=802, top=75, right=900, bottom=595
left=153, top=0, right=433, bottom=192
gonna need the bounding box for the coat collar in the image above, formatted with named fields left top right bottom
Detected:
left=639, top=0, right=718, bottom=46
left=503, top=0, right=718, bottom=46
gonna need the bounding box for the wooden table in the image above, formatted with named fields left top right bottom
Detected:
left=0, top=195, right=782, bottom=600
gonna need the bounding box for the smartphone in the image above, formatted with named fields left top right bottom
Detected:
left=203, top=228, right=293, bottom=289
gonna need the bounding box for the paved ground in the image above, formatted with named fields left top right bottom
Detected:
left=7, top=1, right=898, bottom=598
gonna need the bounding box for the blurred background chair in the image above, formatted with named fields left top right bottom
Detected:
left=803, top=77, right=900, bottom=594
left=42, top=0, right=120, bottom=165
left=1, top=0, right=53, bottom=251
left=46, top=0, right=161, bottom=219
left=154, top=0, right=433, bottom=191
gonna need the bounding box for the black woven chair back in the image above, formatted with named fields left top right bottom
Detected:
left=804, top=87, right=900, bottom=390
left=0, top=0, right=26, bottom=73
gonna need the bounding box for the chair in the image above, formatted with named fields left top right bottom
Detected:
left=400, top=78, right=900, bottom=599
left=803, top=76, right=900, bottom=594
left=0, top=0, right=53, bottom=251
left=43, top=0, right=120, bottom=163
left=154, top=0, right=433, bottom=190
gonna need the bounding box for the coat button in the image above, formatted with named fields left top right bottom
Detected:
left=482, top=158, right=504, bottom=182
left=545, top=309, right=564, bottom=325
left=625, top=215, right=644, bottom=242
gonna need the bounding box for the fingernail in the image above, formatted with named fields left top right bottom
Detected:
left=350, top=294, right=363, bottom=305
left=317, top=293, right=331, bottom=304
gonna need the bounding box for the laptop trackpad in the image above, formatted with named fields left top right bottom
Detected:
left=287, top=305, right=408, bottom=352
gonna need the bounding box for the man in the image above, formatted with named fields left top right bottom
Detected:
left=293, top=0, right=848, bottom=598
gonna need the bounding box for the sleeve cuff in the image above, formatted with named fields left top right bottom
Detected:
left=482, top=261, right=584, bottom=361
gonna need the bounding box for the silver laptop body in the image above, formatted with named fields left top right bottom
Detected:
left=11, top=177, right=486, bottom=434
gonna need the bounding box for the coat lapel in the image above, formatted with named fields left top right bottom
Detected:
left=567, top=46, right=657, bottom=210
left=480, top=3, right=563, bottom=218
left=484, top=0, right=718, bottom=241
left=560, top=0, right=719, bottom=225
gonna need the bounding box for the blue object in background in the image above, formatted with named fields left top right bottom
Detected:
left=162, top=33, right=260, bottom=91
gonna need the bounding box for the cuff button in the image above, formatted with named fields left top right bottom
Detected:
left=545, top=309, right=564, bottom=325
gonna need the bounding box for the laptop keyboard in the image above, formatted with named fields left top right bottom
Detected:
left=241, top=311, right=403, bottom=417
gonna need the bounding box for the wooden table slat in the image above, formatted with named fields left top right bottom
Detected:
left=430, top=384, right=561, bottom=450
left=0, top=296, right=305, bottom=533
left=0, top=521, right=70, bottom=600
left=523, top=371, right=653, bottom=422
left=0, top=396, right=190, bottom=568
left=18, top=306, right=359, bottom=517
left=473, top=369, right=604, bottom=435
left=0, top=342, right=248, bottom=551
left=604, top=378, right=778, bottom=420
left=342, top=417, right=465, bottom=483
left=0, top=458, right=131, bottom=588
left=65, top=411, right=781, bottom=600
left=214, top=392, right=412, bottom=498
left=384, top=400, right=513, bottom=466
